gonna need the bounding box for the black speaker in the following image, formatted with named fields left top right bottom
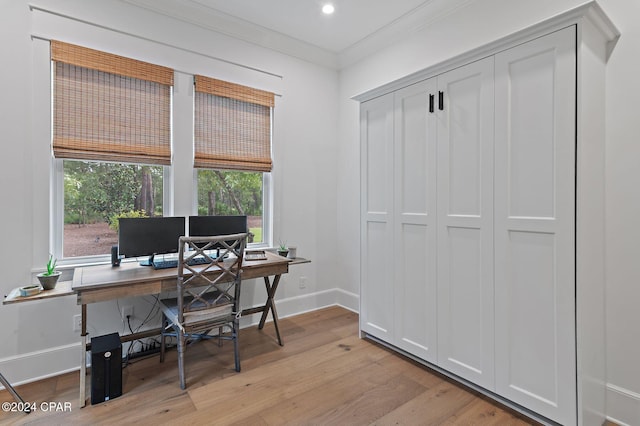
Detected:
left=111, top=245, right=120, bottom=267
left=91, top=333, right=122, bottom=405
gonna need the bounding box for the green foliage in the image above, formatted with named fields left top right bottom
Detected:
left=63, top=161, right=264, bottom=241
left=197, top=169, right=263, bottom=216
left=278, top=240, right=287, bottom=251
left=64, top=160, right=163, bottom=225
left=108, top=210, right=149, bottom=232
left=43, top=254, right=57, bottom=276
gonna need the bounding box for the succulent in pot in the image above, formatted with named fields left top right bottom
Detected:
left=277, top=241, right=289, bottom=257
left=37, top=254, right=61, bottom=290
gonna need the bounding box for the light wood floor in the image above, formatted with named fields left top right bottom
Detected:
left=1, top=306, right=538, bottom=425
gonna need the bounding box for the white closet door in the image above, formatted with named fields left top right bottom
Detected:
left=393, top=79, right=438, bottom=363
left=360, top=93, right=395, bottom=341
left=436, top=57, right=495, bottom=389
left=494, top=26, right=576, bottom=425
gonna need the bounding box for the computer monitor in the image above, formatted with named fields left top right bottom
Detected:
left=118, top=216, right=185, bottom=265
left=188, top=215, right=247, bottom=236
left=188, top=215, right=247, bottom=250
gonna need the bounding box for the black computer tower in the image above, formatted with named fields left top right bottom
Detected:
left=90, top=333, right=122, bottom=404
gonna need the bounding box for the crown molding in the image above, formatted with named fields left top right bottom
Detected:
left=353, top=0, right=620, bottom=102
left=122, top=0, right=339, bottom=69
left=123, top=0, right=476, bottom=70
left=337, top=0, right=476, bottom=68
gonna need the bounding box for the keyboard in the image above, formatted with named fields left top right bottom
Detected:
left=152, top=256, right=210, bottom=270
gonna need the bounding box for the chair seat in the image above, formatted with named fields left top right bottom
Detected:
left=160, top=294, right=234, bottom=328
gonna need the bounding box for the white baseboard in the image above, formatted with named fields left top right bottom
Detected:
left=0, top=343, right=81, bottom=389
left=606, top=383, right=640, bottom=426
left=1, top=288, right=360, bottom=390
left=334, top=288, right=360, bottom=313
left=240, top=287, right=359, bottom=328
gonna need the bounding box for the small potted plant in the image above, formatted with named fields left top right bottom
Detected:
left=277, top=241, right=289, bottom=257
left=37, top=254, right=61, bottom=290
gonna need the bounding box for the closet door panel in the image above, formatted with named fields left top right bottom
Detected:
left=445, top=226, right=484, bottom=365
left=393, top=80, right=438, bottom=362
left=436, top=57, right=495, bottom=389
left=494, top=26, right=576, bottom=425
left=360, top=93, right=395, bottom=341
left=502, top=231, right=558, bottom=397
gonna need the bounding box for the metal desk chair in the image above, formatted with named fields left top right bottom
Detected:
left=159, top=233, right=247, bottom=389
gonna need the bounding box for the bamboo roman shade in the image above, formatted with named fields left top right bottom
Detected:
left=194, top=75, right=274, bottom=172
left=52, top=40, right=173, bottom=165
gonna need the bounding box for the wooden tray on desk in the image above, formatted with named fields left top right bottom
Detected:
left=245, top=250, right=268, bottom=261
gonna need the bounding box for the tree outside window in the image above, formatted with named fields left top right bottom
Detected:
left=63, top=160, right=163, bottom=258
left=197, top=169, right=263, bottom=243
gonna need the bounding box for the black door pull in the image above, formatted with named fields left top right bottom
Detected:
left=438, top=91, right=444, bottom=111
left=429, top=94, right=434, bottom=113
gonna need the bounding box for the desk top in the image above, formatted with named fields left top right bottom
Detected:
left=73, top=251, right=290, bottom=290
left=73, top=251, right=293, bottom=304
left=3, top=252, right=309, bottom=306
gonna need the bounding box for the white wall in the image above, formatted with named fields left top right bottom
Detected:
left=0, top=0, right=341, bottom=387
left=599, top=0, right=640, bottom=424
left=337, top=0, right=640, bottom=423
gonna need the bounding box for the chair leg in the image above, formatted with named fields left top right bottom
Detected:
left=178, top=329, right=186, bottom=390
left=160, top=315, right=166, bottom=363
left=218, top=326, right=223, bottom=347
left=233, top=319, right=240, bottom=372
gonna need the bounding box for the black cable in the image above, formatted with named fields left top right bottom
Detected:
left=121, top=297, right=176, bottom=367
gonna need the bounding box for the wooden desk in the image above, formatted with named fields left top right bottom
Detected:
left=74, top=251, right=303, bottom=406
left=4, top=252, right=309, bottom=407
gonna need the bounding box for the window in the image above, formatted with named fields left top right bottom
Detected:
left=194, top=75, right=274, bottom=246
left=62, top=160, right=164, bottom=257
left=50, top=42, right=275, bottom=259
left=197, top=170, right=265, bottom=243
left=51, top=41, right=173, bottom=260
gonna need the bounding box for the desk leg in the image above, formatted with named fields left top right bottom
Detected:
left=0, top=372, right=30, bottom=413
left=257, top=275, right=283, bottom=346
left=79, top=304, right=87, bottom=408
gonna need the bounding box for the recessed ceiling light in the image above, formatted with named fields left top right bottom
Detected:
left=322, top=4, right=335, bottom=15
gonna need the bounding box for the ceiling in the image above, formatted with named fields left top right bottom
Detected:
left=123, top=0, right=476, bottom=68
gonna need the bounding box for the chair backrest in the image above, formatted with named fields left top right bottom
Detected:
left=176, top=233, right=248, bottom=324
